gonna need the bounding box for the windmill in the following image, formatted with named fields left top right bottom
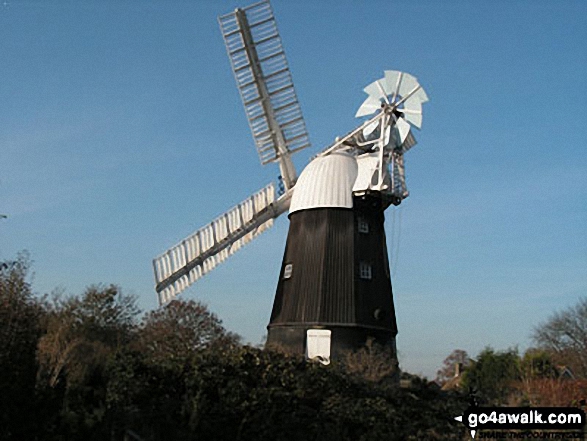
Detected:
left=152, top=0, right=428, bottom=366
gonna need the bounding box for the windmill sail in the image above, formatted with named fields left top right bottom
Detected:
left=218, top=0, right=310, bottom=189
left=153, top=183, right=290, bottom=305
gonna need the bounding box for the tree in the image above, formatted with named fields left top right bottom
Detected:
left=343, top=339, right=399, bottom=383
left=533, top=297, right=587, bottom=378
left=135, top=299, right=241, bottom=367
left=37, top=284, right=139, bottom=388
left=0, top=253, right=44, bottom=440
left=36, top=285, right=140, bottom=440
left=520, top=348, right=558, bottom=379
left=516, top=376, right=587, bottom=407
left=436, top=349, right=470, bottom=386
left=461, top=347, right=520, bottom=405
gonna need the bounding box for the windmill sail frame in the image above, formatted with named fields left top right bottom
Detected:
left=219, top=0, right=310, bottom=188
left=153, top=183, right=291, bottom=305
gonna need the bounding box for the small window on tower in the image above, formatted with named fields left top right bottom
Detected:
left=358, top=216, right=369, bottom=234
left=359, top=262, right=372, bottom=280
left=283, top=263, right=293, bottom=279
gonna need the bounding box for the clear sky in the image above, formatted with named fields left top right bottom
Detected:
left=1, top=0, right=586, bottom=378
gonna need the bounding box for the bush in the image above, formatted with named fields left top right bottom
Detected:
left=103, top=345, right=467, bottom=441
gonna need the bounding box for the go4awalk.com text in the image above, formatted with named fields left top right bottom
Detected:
left=454, top=406, right=585, bottom=439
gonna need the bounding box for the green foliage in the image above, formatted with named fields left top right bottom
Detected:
left=521, top=348, right=558, bottom=379
left=461, top=347, right=520, bottom=405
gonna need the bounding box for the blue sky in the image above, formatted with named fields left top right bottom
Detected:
left=1, top=0, right=585, bottom=378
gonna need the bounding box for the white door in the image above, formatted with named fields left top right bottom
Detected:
left=306, top=329, right=331, bottom=365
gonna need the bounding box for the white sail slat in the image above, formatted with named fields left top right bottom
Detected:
left=153, top=183, right=286, bottom=305
left=218, top=0, right=310, bottom=165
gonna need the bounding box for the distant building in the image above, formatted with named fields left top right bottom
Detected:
left=441, top=362, right=464, bottom=391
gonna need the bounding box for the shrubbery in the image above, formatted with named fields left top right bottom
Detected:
left=0, top=255, right=468, bottom=440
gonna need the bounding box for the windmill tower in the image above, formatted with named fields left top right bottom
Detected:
left=152, top=0, right=428, bottom=366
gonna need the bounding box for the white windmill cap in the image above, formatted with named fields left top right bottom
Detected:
left=289, top=152, right=358, bottom=214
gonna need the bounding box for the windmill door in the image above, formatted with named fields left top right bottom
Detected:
left=306, top=329, right=332, bottom=365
